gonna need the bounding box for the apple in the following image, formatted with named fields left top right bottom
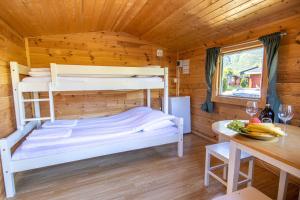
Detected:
left=249, top=117, right=261, bottom=124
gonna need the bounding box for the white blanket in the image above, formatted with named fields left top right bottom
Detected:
left=12, top=126, right=178, bottom=161
left=23, top=108, right=175, bottom=149
left=143, top=120, right=174, bottom=131
left=27, top=128, right=72, bottom=141
left=42, top=106, right=152, bottom=128
left=42, top=120, right=78, bottom=128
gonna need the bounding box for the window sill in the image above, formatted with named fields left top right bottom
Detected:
left=212, top=95, right=266, bottom=108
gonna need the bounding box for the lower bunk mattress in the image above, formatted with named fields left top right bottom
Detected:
left=12, top=107, right=179, bottom=161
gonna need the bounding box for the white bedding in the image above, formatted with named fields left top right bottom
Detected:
left=42, top=120, right=78, bottom=128
left=27, top=67, right=161, bottom=78
left=42, top=106, right=153, bottom=128
left=12, top=107, right=178, bottom=160
left=12, top=127, right=178, bottom=161
left=27, top=128, right=72, bottom=140
left=22, top=76, right=163, bottom=83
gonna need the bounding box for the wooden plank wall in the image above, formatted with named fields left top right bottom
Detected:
left=178, top=15, right=300, bottom=141
left=27, top=31, right=176, bottom=119
left=0, top=19, right=26, bottom=198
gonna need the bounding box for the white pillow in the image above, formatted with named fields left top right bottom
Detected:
left=143, top=120, right=175, bottom=131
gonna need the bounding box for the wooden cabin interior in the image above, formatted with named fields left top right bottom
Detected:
left=1, top=0, right=300, bottom=199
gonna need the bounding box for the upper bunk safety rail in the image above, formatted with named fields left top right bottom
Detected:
left=49, top=63, right=168, bottom=91
left=50, top=63, right=166, bottom=81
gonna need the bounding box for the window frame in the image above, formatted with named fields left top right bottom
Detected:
left=212, top=40, right=268, bottom=108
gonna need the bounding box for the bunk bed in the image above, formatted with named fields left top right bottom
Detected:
left=0, top=62, right=184, bottom=198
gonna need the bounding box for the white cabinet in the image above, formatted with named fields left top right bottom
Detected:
left=168, top=96, right=191, bottom=134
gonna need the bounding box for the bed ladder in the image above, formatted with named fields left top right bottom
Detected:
left=18, top=84, right=55, bottom=128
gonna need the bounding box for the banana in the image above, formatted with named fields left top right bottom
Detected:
left=246, top=123, right=285, bottom=137
left=247, top=132, right=273, bottom=137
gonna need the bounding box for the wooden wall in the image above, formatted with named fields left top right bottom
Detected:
left=178, top=15, right=300, bottom=141
left=26, top=31, right=176, bottom=119
left=0, top=19, right=26, bottom=198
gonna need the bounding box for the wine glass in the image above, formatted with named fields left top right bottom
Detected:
left=246, top=101, right=258, bottom=118
left=278, top=104, right=294, bottom=135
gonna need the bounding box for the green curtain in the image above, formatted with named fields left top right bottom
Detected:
left=201, top=47, right=220, bottom=113
left=258, top=32, right=282, bottom=122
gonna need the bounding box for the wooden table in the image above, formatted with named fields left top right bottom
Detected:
left=212, top=120, right=300, bottom=200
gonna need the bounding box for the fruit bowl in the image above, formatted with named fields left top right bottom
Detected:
left=227, top=120, right=285, bottom=141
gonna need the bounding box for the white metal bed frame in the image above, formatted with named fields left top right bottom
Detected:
left=0, top=62, right=184, bottom=198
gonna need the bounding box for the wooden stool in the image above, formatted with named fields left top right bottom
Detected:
left=204, top=142, right=254, bottom=187
left=212, top=186, right=271, bottom=200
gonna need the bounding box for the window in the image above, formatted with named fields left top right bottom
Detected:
left=212, top=41, right=268, bottom=107
left=220, top=47, right=264, bottom=98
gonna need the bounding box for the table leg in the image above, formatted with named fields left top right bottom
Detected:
left=227, top=141, right=241, bottom=194
left=277, top=170, right=288, bottom=200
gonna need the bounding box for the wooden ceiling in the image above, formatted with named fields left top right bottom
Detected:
left=1, top=0, right=300, bottom=51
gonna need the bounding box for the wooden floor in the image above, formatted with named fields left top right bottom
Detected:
left=10, top=134, right=299, bottom=200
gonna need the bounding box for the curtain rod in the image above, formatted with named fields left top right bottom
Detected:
left=222, top=32, right=287, bottom=49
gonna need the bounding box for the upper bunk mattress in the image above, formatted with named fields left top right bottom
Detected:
left=12, top=107, right=178, bottom=161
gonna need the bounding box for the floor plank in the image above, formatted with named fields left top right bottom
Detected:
left=10, top=134, right=299, bottom=200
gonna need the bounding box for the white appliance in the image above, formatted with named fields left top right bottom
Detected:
left=168, top=96, right=191, bottom=134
